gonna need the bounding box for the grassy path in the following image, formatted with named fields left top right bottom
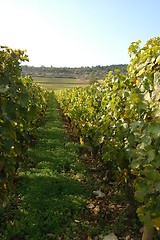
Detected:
left=3, top=94, right=95, bottom=240
left=1, top=94, right=144, bottom=240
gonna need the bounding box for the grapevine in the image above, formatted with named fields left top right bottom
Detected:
left=55, top=37, right=160, bottom=240
left=0, top=46, right=50, bottom=203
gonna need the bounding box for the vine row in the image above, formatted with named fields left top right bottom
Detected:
left=55, top=37, right=160, bottom=240
left=0, top=46, right=50, bottom=203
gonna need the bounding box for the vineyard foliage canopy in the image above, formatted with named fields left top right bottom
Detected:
left=55, top=37, right=160, bottom=239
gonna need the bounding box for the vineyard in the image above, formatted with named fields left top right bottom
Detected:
left=55, top=37, right=160, bottom=240
left=0, top=37, right=160, bottom=240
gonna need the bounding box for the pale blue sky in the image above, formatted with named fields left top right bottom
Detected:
left=1, top=0, right=160, bottom=67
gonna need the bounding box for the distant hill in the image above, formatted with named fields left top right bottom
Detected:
left=22, top=64, right=127, bottom=81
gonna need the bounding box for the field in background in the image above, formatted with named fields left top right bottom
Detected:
left=33, top=77, right=89, bottom=90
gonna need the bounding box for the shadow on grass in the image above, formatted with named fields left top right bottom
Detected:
left=3, top=94, right=92, bottom=240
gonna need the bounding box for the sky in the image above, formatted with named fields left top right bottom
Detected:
left=0, top=0, right=160, bottom=67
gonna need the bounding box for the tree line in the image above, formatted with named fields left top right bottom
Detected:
left=22, top=64, right=127, bottom=80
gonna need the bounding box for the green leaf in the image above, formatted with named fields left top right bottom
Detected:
left=147, top=149, right=156, bottom=162
left=0, top=85, right=9, bottom=93
left=144, top=165, right=160, bottom=181
left=135, top=183, right=148, bottom=202
left=155, top=182, right=160, bottom=192
left=130, top=157, right=143, bottom=169
left=148, top=122, right=160, bottom=138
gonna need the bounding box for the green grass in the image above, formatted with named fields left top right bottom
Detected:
left=33, top=77, right=89, bottom=90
